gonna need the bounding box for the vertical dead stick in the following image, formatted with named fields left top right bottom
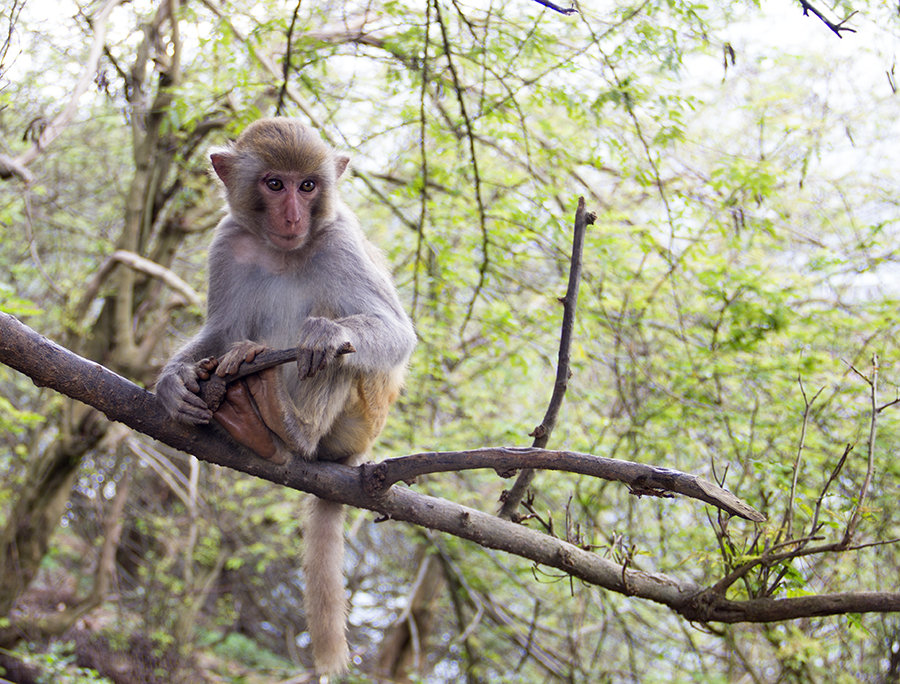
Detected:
left=498, top=197, right=595, bottom=520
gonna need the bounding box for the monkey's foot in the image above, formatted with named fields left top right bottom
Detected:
left=213, top=379, right=288, bottom=465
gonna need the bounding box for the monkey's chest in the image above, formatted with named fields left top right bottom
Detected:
left=230, top=273, right=317, bottom=346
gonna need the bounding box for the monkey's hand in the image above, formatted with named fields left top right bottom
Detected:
left=295, top=317, right=354, bottom=378
left=155, top=361, right=215, bottom=424
left=215, top=340, right=268, bottom=377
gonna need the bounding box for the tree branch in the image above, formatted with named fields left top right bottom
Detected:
left=13, top=0, right=126, bottom=169
left=531, top=0, right=577, bottom=15
left=0, top=153, right=34, bottom=183
left=75, top=250, right=203, bottom=321
left=797, top=0, right=857, bottom=38
left=1, top=312, right=898, bottom=625
left=499, top=196, right=594, bottom=519
left=367, top=447, right=764, bottom=521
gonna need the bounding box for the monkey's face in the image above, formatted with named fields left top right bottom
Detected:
left=256, top=171, right=321, bottom=250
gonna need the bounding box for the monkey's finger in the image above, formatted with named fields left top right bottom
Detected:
left=215, top=355, right=244, bottom=377
left=198, top=357, right=218, bottom=377
left=178, top=406, right=213, bottom=424
left=183, top=374, right=201, bottom=393
left=307, top=349, right=328, bottom=377
left=296, top=350, right=314, bottom=378
left=181, top=384, right=212, bottom=409
left=176, top=392, right=214, bottom=423
left=242, top=344, right=265, bottom=363
left=317, top=347, right=335, bottom=374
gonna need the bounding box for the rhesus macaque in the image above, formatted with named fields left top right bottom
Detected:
left=155, top=118, right=416, bottom=675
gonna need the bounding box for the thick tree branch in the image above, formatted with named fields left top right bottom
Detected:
left=367, top=448, right=764, bottom=522
left=1, top=312, right=897, bottom=624
left=0, top=153, right=34, bottom=183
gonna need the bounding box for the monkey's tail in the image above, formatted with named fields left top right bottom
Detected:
left=303, top=495, right=350, bottom=675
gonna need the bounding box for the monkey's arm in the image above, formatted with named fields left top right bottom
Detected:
left=330, top=305, right=416, bottom=374
left=155, top=330, right=221, bottom=424
left=302, top=229, right=416, bottom=376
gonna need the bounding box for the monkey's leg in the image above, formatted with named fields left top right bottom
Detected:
left=213, top=379, right=286, bottom=464
left=244, top=369, right=320, bottom=459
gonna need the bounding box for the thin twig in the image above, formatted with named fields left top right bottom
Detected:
left=842, top=354, right=878, bottom=546
left=412, top=0, right=433, bottom=316
left=433, top=0, right=489, bottom=339
left=798, top=0, right=857, bottom=38
left=782, top=376, right=823, bottom=537
left=531, top=0, right=577, bottom=15
left=275, top=0, right=303, bottom=116
left=808, top=443, right=852, bottom=538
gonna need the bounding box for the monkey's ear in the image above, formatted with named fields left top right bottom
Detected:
left=335, top=155, right=350, bottom=179
left=210, top=151, right=234, bottom=186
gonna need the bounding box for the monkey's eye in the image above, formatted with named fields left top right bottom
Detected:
left=299, top=179, right=317, bottom=193
left=265, top=178, right=284, bottom=191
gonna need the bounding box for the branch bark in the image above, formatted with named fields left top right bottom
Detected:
left=499, top=197, right=594, bottom=519
left=1, top=312, right=897, bottom=625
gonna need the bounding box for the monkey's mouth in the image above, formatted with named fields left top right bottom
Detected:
left=267, top=231, right=306, bottom=250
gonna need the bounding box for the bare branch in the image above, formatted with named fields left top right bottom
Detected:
left=798, top=0, right=857, bottom=38
left=0, top=153, right=34, bottom=183
left=75, top=249, right=203, bottom=321
left=367, top=447, right=764, bottom=522
left=782, top=376, right=823, bottom=537
left=531, top=0, right=578, bottom=15
left=1, top=312, right=897, bottom=626
left=500, top=197, right=594, bottom=519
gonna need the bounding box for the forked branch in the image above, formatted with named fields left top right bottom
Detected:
left=2, top=311, right=898, bottom=624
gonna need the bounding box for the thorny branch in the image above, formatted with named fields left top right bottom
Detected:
left=843, top=354, right=878, bottom=546
left=704, top=353, right=889, bottom=598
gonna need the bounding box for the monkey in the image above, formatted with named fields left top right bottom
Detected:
left=155, top=117, right=416, bottom=675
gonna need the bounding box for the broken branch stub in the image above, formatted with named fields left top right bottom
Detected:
left=197, top=343, right=355, bottom=411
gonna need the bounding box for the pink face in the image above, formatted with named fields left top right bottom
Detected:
left=258, top=171, right=320, bottom=250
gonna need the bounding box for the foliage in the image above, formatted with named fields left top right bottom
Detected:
left=9, top=641, right=111, bottom=684
left=0, top=0, right=898, bottom=681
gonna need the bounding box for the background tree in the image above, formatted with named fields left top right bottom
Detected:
left=0, top=0, right=898, bottom=681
